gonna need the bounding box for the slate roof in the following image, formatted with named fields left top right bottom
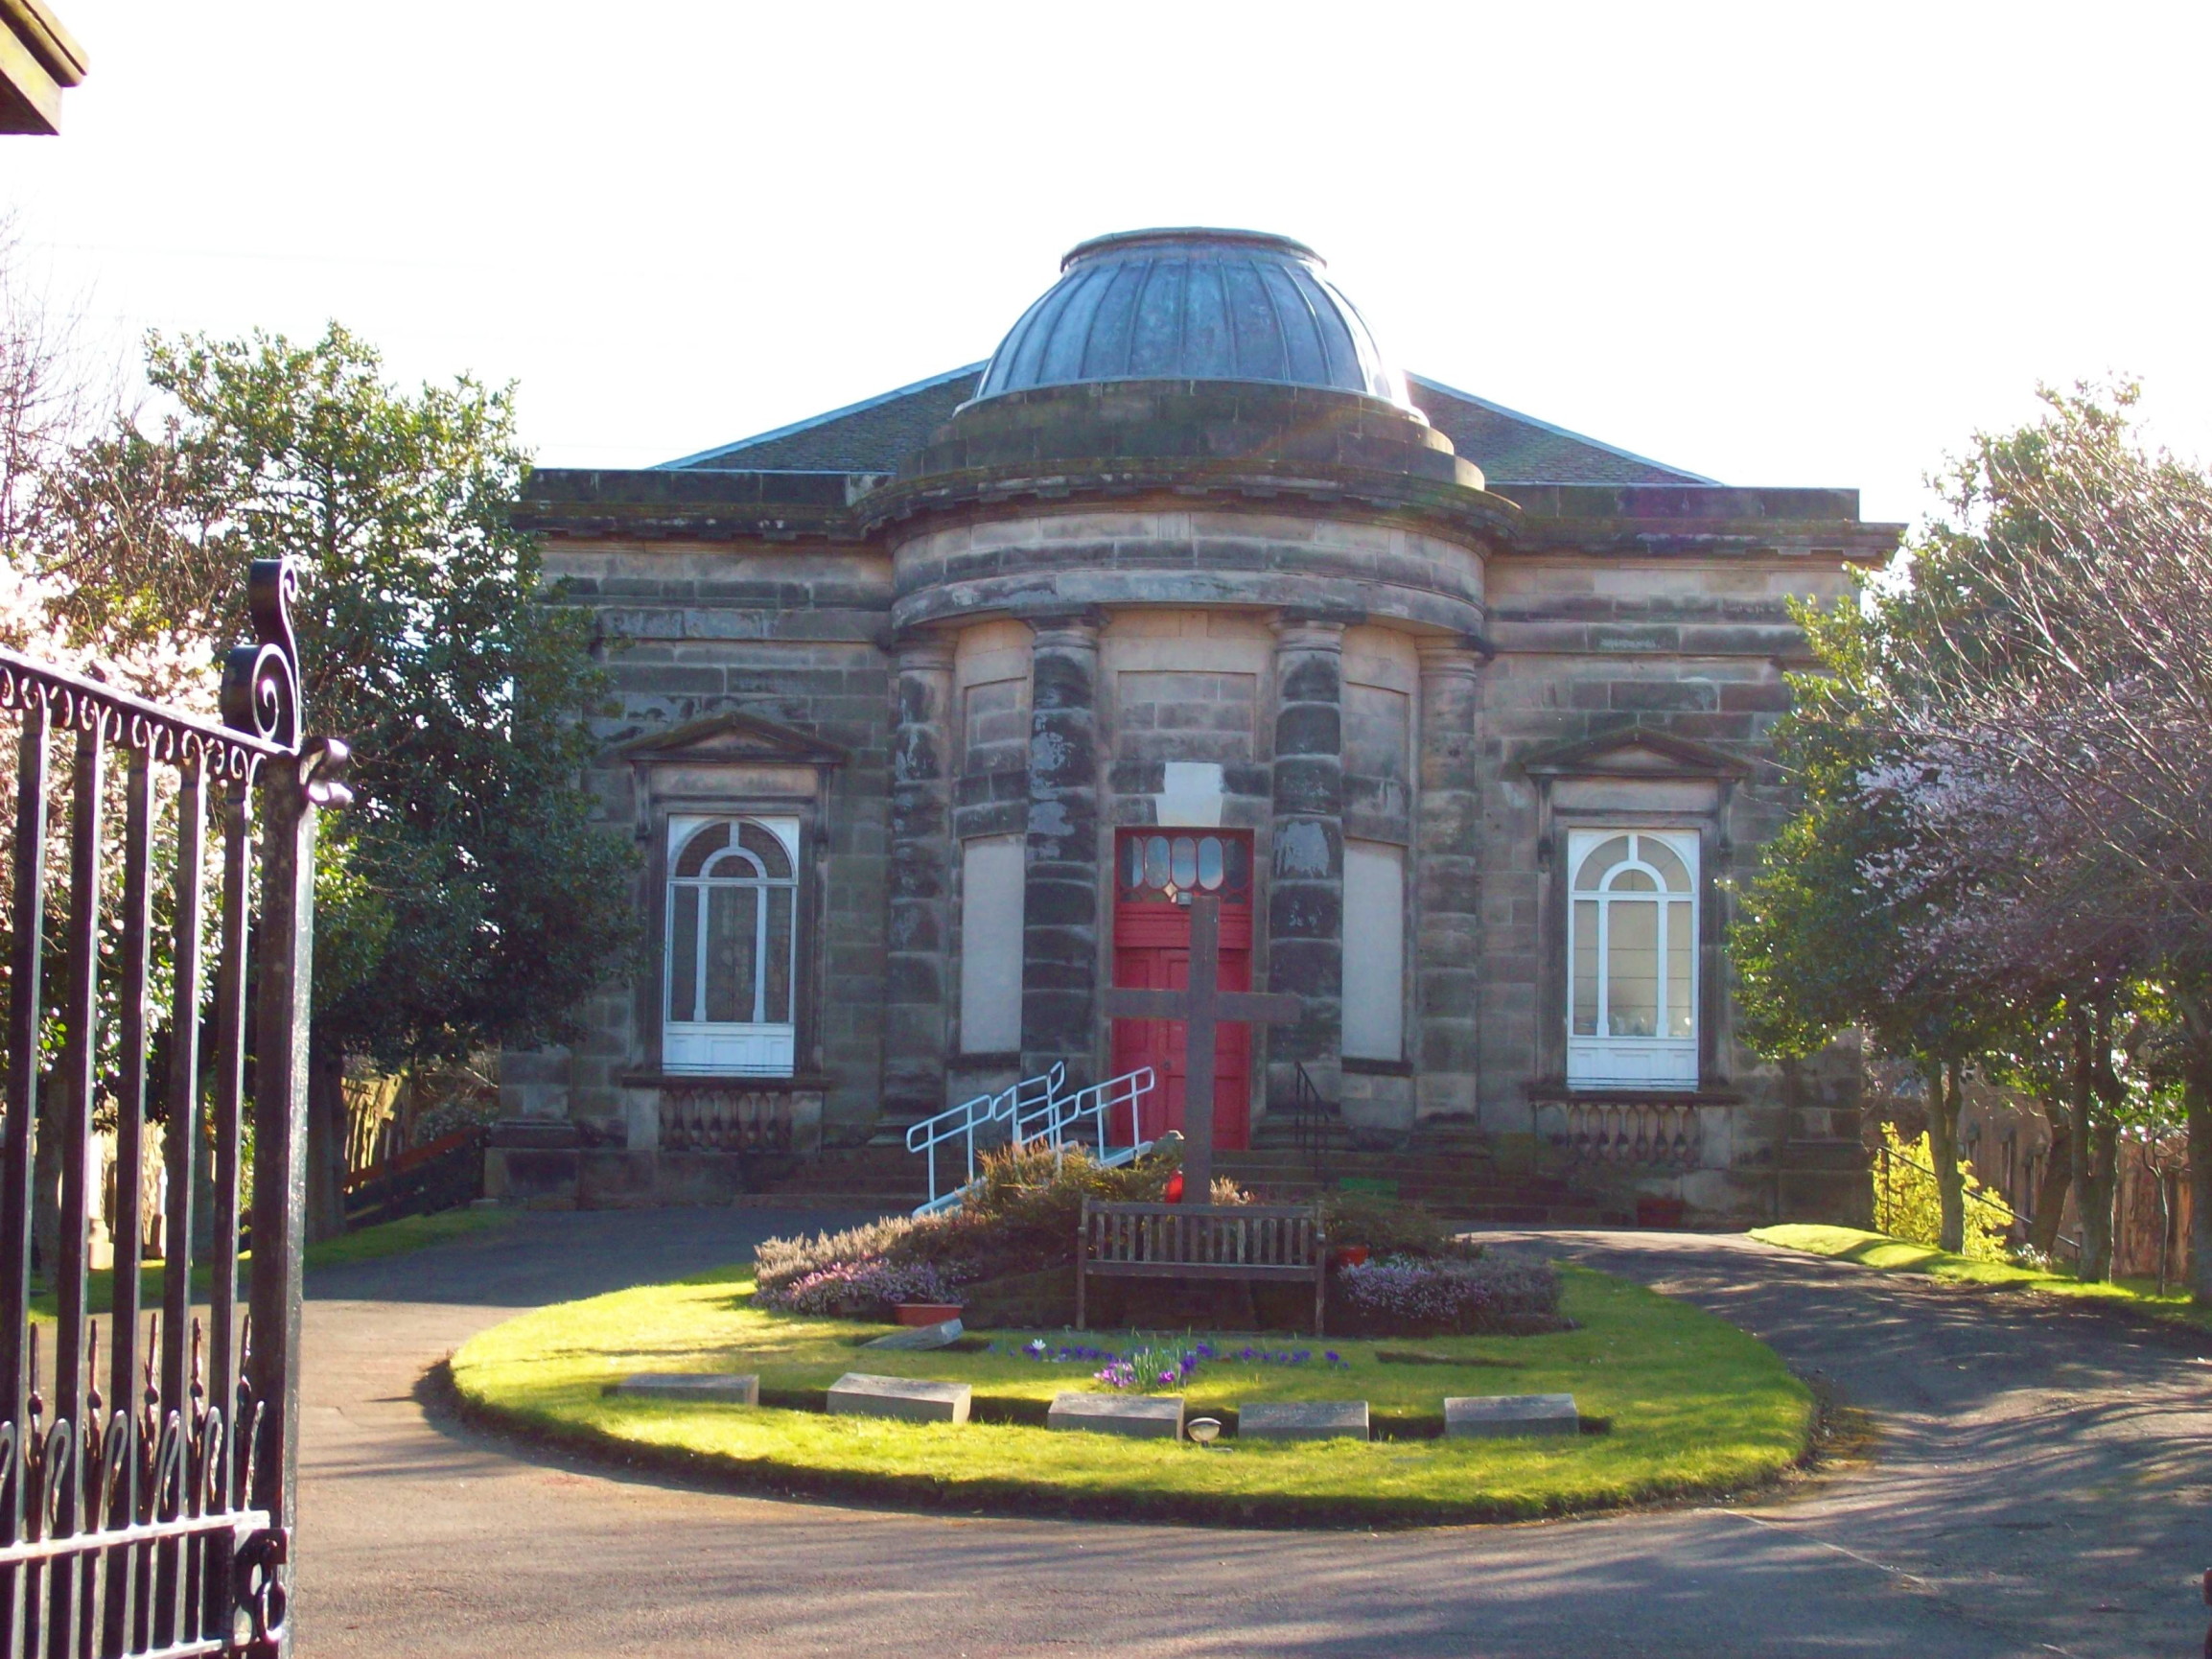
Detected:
left=1405, top=377, right=1717, bottom=487
left=661, top=363, right=1717, bottom=487
left=663, top=365, right=984, bottom=474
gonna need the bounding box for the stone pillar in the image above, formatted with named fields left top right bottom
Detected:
left=1021, top=612, right=1104, bottom=1084
left=881, top=634, right=956, bottom=1125
left=1268, top=616, right=1345, bottom=1110
left=1414, top=641, right=1483, bottom=1117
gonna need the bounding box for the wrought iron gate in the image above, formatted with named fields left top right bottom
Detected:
left=0, top=559, right=346, bottom=1658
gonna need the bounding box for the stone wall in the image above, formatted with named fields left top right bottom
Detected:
left=1476, top=553, right=1865, bottom=1220
left=499, top=499, right=1880, bottom=1225
left=501, top=536, right=895, bottom=1152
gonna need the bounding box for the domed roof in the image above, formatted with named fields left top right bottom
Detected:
left=972, top=228, right=1413, bottom=410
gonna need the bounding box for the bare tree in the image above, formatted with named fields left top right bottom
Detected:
left=1866, top=386, right=2212, bottom=1298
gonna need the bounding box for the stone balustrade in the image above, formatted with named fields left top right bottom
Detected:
left=1556, top=1100, right=1703, bottom=1168
left=658, top=1085, right=799, bottom=1155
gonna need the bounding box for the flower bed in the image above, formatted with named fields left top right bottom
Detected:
left=751, top=1144, right=1558, bottom=1337
left=1333, top=1252, right=1568, bottom=1338
left=449, top=1264, right=1815, bottom=1528
left=754, top=1257, right=968, bottom=1319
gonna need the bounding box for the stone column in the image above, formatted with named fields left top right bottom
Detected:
left=1414, top=641, right=1483, bottom=1118
left=881, top=634, right=956, bottom=1126
left=1268, top=616, right=1345, bottom=1110
left=1021, top=611, right=1104, bottom=1084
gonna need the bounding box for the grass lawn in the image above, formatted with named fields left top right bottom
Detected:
left=1752, top=1224, right=2212, bottom=1334
left=32, top=1205, right=516, bottom=1320
left=450, top=1263, right=1812, bottom=1527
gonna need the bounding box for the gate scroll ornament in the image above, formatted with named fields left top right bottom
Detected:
left=0, top=557, right=348, bottom=1658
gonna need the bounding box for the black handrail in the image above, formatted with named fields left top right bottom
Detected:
left=1874, top=1142, right=2082, bottom=1259
left=1292, top=1062, right=1334, bottom=1183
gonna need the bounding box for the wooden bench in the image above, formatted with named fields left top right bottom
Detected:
left=1076, top=1199, right=1328, bottom=1334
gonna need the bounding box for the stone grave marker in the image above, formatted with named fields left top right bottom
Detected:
left=614, top=1372, right=760, bottom=1405
left=1444, top=1392, right=1580, bottom=1438
left=827, top=1372, right=971, bottom=1424
left=1046, top=1391, right=1184, bottom=1439
left=1238, top=1400, right=1369, bottom=1441
left=862, top=1319, right=964, bottom=1351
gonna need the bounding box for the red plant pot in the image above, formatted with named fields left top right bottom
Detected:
left=1330, top=1246, right=1370, bottom=1270
left=894, top=1302, right=965, bottom=1327
left=1163, top=1171, right=1185, bottom=1203
left=1635, top=1195, right=1688, bottom=1229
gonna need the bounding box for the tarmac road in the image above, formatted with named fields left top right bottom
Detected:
left=291, top=1212, right=2212, bottom=1658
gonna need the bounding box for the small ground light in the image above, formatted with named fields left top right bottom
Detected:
left=1187, top=1417, right=1222, bottom=1445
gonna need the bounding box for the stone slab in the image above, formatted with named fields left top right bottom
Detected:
left=863, top=1319, right=964, bottom=1351
left=827, top=1372, right=971, bottom=1424
left=1237, top=1400, right=1369, bottom=1441
left=1444, top=1392, right=1580, bottom=1438
left=1047, top=1391, right=1184, bottom=1439
left=614, top=1372, right=759, bottom=1405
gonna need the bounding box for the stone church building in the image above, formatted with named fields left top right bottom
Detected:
left=491, top=227, right=1898, bottom=1223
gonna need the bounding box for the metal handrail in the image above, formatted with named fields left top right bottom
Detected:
left=1020, top=1066, right=1156, bottom=1167
left=1292, top=1061, right=1335, bottom=1180
left=906, top=1062, right=1158, bottom=1216
left=905, top=1063, right=1062, bottom=1213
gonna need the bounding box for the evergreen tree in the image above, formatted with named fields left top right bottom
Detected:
left=36, top=324, right=638, bottom=1237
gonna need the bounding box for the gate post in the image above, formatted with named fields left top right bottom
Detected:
left=244, top=738, right=340, bottom=1657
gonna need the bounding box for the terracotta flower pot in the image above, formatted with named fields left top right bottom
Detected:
left=1635, top=1196, right=1688, bottom=1229
left=1330, top=1246, right=1370, bottom=1270
left=894, top=1302, right=964, bottom=1327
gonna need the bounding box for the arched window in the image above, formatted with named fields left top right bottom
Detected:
left=1567, top=830, right=1697, bottom=1087
left=664, top=816, right=799, bottom=1075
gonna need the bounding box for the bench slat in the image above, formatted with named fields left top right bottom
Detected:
left=1076, top=1199, right=1328, bottom=1334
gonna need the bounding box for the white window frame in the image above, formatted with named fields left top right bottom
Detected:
left=663, top=814, right=801, bottom=1077
left=1565, top=828, right=1698, bottom=1089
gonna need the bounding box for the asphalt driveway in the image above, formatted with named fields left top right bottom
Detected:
left=291, top=1213, right=2212, bottom=1658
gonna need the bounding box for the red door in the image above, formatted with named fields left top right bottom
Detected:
left=1109, top=830, right=1254, bottom=1150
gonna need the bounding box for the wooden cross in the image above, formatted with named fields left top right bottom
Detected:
left=1101, top=892, right=1300, bottom=1201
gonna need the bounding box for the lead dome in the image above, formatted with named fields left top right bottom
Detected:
left=972, top=227, right=1414, bottom=411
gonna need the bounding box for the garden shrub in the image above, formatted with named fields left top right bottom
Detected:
left=752, top=1214, right=918, bottom=1298
left=752, top=1144, right=1201, bottom=1312
left=1333, top=1252, right=1566, bottom=1337
left=749, top=1144, right=1555, bottom=1337
left=1872, top=1122, right=2011, bottom=1261
left=1321, top=1190, right=1463, bottom=1259
left=753, top=1256, right=967, bottom=1318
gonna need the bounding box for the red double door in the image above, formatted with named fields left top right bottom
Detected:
left=1108, top=830, right=1254, bottom=1150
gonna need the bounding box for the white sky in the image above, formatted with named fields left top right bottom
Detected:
left=6, top=1, right=2209, bottom=528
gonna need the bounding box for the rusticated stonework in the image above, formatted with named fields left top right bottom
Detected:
left=493, top=228, right=1900, bottom=1226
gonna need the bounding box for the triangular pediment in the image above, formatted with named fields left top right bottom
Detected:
left=609, top=710, right=848, bottom=768
left=1519, top=728, right=1749, bottom=781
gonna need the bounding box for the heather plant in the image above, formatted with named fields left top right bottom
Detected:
left=748, top=1141, right=1529, bottom=1336
left=940, top=1142, right=1207, bottom=1273
left=752, top=1256, right=968, bottom=1318
left=749, top=1145, right=1196, bottom=1307
left=1334, top=1252, right=1565, bottom=1337
left=751, top=1215, right=919, bottom=1297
